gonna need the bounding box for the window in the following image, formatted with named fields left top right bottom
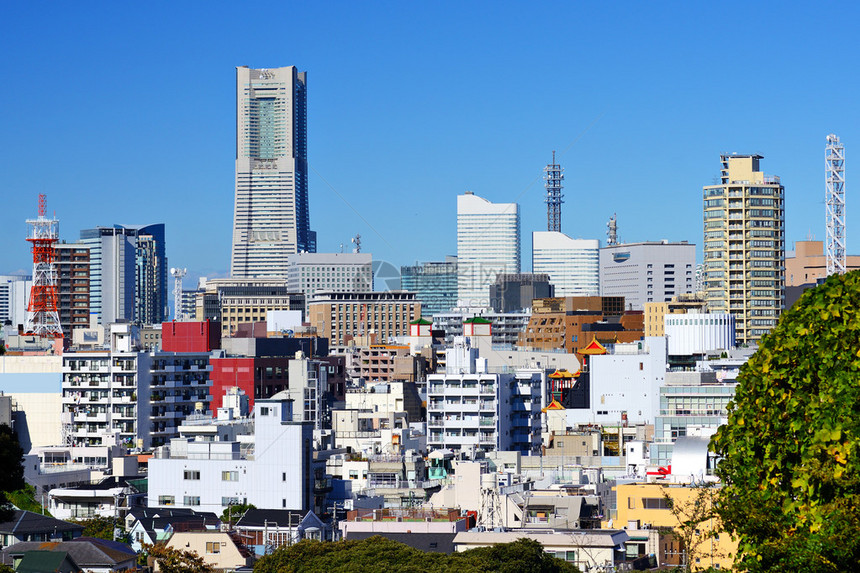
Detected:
left=642, top=497, right=671, bottom=510
left=183, top=470, right=200, bottom=480
left=183, top=496, right=201, bottom=506
left=205, top=542, right=221, bottom=554
left=221, top=471, right=238, bottom=482
left=158, top=495, right=175, bottom=506
left=260, top=407, right=270, bottom=416
left=628, top=497, right=636, bottom=509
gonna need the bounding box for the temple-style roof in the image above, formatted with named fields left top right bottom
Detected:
left=580, top=338, right=608, bottom=355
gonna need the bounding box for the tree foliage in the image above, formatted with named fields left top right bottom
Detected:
left=661, top=484, right=723, bottom=573
left=73, top=515, right=122, bottom=541
left=220, top=502, right=257, bottom=525
left=711, top=271, right=860, bottom=571
left=0, top=423, right=25, bottom=522
left=144, top=543, right=214, bottom=573
left=253, top=536, right=580, bottom=573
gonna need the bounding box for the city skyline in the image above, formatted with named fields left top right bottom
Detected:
left=1, top=3, right=857, bottom=285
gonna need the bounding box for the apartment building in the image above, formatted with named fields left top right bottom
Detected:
left=307, top=291, right=420, bottom=348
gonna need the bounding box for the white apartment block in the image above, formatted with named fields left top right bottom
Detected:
left=287, top=253, right=372, bottom=308
left=532, top=232, right=599, bottom=297
left=147, top=395, right=313, bottom=514
left=0, top=275, right=32, bottom=330
left=600, top=241, right=696, bottom=310
left=457, top=193, right=520, bottom=309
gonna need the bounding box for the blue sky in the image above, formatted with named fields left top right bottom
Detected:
left=1, top=2, right=857, bottom=285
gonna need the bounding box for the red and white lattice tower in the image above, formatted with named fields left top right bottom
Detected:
left=24, top=194, right=63, bottom=338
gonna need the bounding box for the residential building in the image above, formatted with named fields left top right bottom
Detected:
left=1, top=538, right=137, bottom=572
left=48, top=475, right=145, bottom=521
left=0, top=511, right=83, bottom=548
left=147, top=393, right=314, bottom=514
left=457, top=193, right=520, bottom=309
left=0, top=275, right=31, bottom=330
left=785, top=239, right=860, bottom=286
left=643, top=294, right=708, bottom=337
left=400, top=256, right=458, bottom=317
left=231, top=65, right=315, bottom=279
left=125, top=508, right=219, bottom=553
left=235, top=509, right=329, bottom=554
left=532, top=232, right=599, bottom=297
left=287, top=253, right=372, bottom=309
left=308, top=291, right=420, bottom=348
left=702, top=154, right=785, bottom=344
left=163, top=532, right=253, bottom=571
left=433, top=311, right=531, bottom=348
left=0, top=355, right=64, bottom=450
left=599, top=241, right=696, bottom=309
left=490, top=273, right=553, bottom=312
left=53, top=243, right=92, bottom=337
left=79, top=224, right=168, bottom=326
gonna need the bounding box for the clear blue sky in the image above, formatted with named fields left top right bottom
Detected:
left=2, top=2, right=857, bottom=285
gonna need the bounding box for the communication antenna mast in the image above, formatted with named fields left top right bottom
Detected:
left=826, top=134, right=846, bottom=275
left=351, top=234, right=362, bottom=253
left=606, top=213, right=618, bottom=246
left=544, top=151, right=564, bottom=232
left=171, top=267, right=187, bottom=321
left=24, top=194, right=63, bottom=338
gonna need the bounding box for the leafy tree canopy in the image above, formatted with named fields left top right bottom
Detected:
left=73, top=515, right=122, bottom=541
left=220, top=502, right=256, bottom=524
left=0, top=423, right=25, bottom=522
left=711, top=271, right=860, bottom=572
left=253, top=536, right=580, bottom=573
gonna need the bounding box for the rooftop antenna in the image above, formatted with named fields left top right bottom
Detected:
left=351, top=234, right=362, bottom=253
left=825, top=134, right=846, bottom=275
left=606, top=213, right=618, bottom=246
left=171, top=267, right=187, bottom=321
left=544, top=151, right=564, bottom=232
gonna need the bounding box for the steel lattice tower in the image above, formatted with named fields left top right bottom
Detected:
left=544, top=151, right=564, bottom=232
left=171, top=267, right=187, bottom=321
left=24, top=194, right=63, bottom=338
left=826, top=134, right=846, bottom=275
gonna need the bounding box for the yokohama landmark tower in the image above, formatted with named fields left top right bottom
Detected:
left=231, top=66, right=316, bottom=278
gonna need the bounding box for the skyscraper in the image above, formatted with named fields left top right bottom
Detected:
left=80, top=224, right=168, bottom=326
left=457, top=193, right=520, bottom=309
left=231, top=66, right=315, bottom=279
left=532, top=231, right=599, bottom=297
left=401, top=256, right=458, bottom=317
left=702, top=154, right=785, bottom=344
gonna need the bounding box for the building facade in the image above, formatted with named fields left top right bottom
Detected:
left=785, top=239, right=860, bottom=286
left=599, top=242, right=696, bottom=310
left=79, top=225, right=168, bottom=326
left=702, top=155, right=785, bottom=344
left=457, top=193, right=520, bottom=309
left=307, top=291, right=421, bottom=347
left=231, top=66, right=315, bottom=278
left=287, top=253, right=372, bottom=305
left=0, top=275, right=31, bottom=330
left=532, top=232, right=599, bottom=297
left=490, top=273, right=553, bottom=312
left=400, top=256, right=458, bottom=317
left=53, top=244, right=91, bottom=338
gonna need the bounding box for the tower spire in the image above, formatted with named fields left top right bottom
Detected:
left=24, top=194, right=63, bottom=338
left=544, top=152, right=564, bottom=232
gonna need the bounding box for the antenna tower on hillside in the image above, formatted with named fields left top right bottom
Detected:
left=826, top=134, right=846, bottom=275
left=544, top=151, right=564, bottom=232
left=171, top=267, right=187, bottom=321
left=24, top=194, right=63, bottom=338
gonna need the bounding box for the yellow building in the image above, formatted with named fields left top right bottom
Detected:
left=611, top=482, right=737, bottom=571
left=702, top=154, right=785, bottom=344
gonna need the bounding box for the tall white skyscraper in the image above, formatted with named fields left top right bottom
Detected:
left=457, top=193, right=520, bottom=309
left=231, top=66, right=316, bottom=279
left=532, top=231, right=599, bottom=297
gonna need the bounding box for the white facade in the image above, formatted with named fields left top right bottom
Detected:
left=0, top=355, right=63, bottom=451
left=599, top=242, right=696, bottom=310
left=665, top=312, right=735, bottom=355
left=457, top=193, right=520, bottom=309
left=287, top=253, right=372, bottom=308
left=147, top=395, right=313, bottom=514
left=567, top=337, right=667, bottom=426
left=231, top=66, right=314, bottom=278
left=532, top=232, right=599, bottom=297
left=0, top=275, right=32, bottom=330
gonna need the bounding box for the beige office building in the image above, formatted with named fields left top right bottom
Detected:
left=308, top=291, right=420, bottom=347
left=785, top=240, right=860, bottom=286
left=702, top=154, right=785, bottom=344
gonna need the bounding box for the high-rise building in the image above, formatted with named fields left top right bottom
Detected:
left=400, top=256, right=458, bottom=317
left=0, top=275, right=32, bottom=330
left=79, top=225, right=168, bottom=326
left=231, top=66, right=315, bottom=278
left=287, top=253, right=372, bottom=308
left=532, top=232, right=599, bottom=297
left=490, top=273, right=553, bottom=312
left=307, top=291, right=421, bottom=348
left=599, top=241, right=696, bottom=310
left=457, top=193, right=520, bottom=309
left=702, top=154, right=785, bottom=344
left=54, top=243, right=91, bottom=336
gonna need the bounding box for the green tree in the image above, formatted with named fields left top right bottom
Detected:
left=144, top=543, right=214, bottom=573
left=0, top=423, right=25, bottom=522
left=253, top=536, right=579, bottom=573
left=711, top=271, right=860, bottom=571
left=661, top=484, right=724, bottom=572
left=220, top=502, right=256, bottom=526
left=73, top=515, right=122, bottom=541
